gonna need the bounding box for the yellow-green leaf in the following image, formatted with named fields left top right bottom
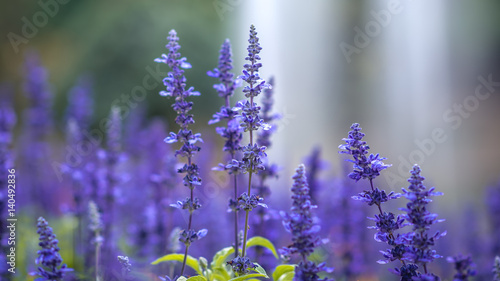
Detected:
left=253, top=264, right=268, bottom=276
left=246, top=236, right=279, bottom=259
left=229, top=273, right=268, bottom=281
left=213, top=246, right=235, bottom=269
left=151, top=254, right=202, bottom=275
left=213, top=266, right=231, bottom=280
left=187, top=276, right=207, bottom=281
left=278, top=271, right=294, bottom=281
left=272, top=264, right=295, bottom=281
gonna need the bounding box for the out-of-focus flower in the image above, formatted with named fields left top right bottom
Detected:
left=33, top=217, right=73, bottom=281
left=447, top=254, right=476, bottom=281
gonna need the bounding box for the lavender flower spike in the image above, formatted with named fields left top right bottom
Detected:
left=208, top=38, right=244, bottom=259
left=156, top=29, right=205, bottom=277
left=400, top=165, right=446, bottom=273
left=236, top=25, right=270, bottom=261
left=33, top=217, right=73, bottom=281
left=281, top=164, right=333, bottom=281
left=338, top=123, right=391, bottom=182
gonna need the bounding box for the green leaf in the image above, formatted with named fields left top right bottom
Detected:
left=228, top=273, right=268, bottom=281
left=272, top=265, right=296, bottom=281
left=213, top=266, right=231, bottom=280
left=246, top=236, right=279, bottom=259
left=278, top=271, right=294, bottom=281
left=151, top=254, right=203, bottom=275
left=187, top=276, right=207, bottom=281
left=212, top=246, right=235, bottom=269
left=253, top=264, right=268, bottom=277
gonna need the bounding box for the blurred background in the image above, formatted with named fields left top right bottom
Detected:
left=1, top=0, right=500, bottom=280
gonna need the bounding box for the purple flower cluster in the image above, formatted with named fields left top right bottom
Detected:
left=208, top=39, right=242, bottom=157
left=34, top=217, right=73, bottom=281
left=447, top=254, right=476, bottom=281
left=281, top=164, right=333, bottom=280
left=237, top=25, right=270, bottom=175
left=228, top=256, right=257, bottom=275
left=339, top=123, right=390, bottom=181
left=400, top=165, right=446, bottom=268
left=339, top=123, right=404, bottom=265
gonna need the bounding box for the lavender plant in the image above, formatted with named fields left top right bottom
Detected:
left=281, top=164, right=333, bottom=281
left=207, top=38, right=243, bottom=258
left=155, top=29, right=207, bottom=277
left=338, top=124, right=404, bottom=269
left=233, top=25, right=270, bottom=270
left=152, top=26, right=278, bottom=281
left=33, top=217, right=73, bottom=281
left=339, top=124, right=450, bottom=280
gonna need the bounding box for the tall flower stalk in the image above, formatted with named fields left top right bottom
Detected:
left=339, top=124, right=407, bottom=273
left=281, top=164, right=333, bottom=281
left=207, top=39, right=243, bottom=258
left=236, top=25, right=270, bottom=260
left=399, top=165, right=446, bottom=278
left=155, top=29, right=206, bottom=277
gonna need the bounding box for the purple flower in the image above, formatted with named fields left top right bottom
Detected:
left=179, top=229, right=208, bottom=247
left=207, top=39, right=240, bottom=99
left=447, top=254, right=476, bottom=281
left=353, top=188, right=400, bottom=206
left=391, top=264, right=419, bottom=281
left=237, top=192, right=267, bottom=211
left=240, top=143, right=267, bottom=174
left=339, top=123, right=391, bottom=181
left=368, top=211, right=404, bottom=243
left=227, top=256, right=256, bottom=275
left=294, top=260, right=333, bottom=281
left=33, top=217, right=73, bottom=281
left=400, top=165, right=446, bottom=266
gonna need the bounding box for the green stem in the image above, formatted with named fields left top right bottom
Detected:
left=241, top=171, right=253, bottom=257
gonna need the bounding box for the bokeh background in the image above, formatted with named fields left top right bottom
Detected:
left=1, top=0, right=500, bottom=280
